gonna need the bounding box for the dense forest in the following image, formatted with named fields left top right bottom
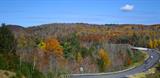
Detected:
left=0, top=23, right=160, bottom=78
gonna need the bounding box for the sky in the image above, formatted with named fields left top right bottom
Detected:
left=0, top=0, right=160, bottom=27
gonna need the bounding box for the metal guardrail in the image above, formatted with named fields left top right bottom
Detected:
left=60, top=74, right=71, bottom=78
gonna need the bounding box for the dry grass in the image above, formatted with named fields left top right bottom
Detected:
left=0, top=70, right=16, bottom=78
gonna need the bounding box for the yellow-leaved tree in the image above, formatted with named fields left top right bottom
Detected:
left=153, top=39, right=158, bottom=48
left=98, top=48, right=111, bottom=72
left=149, top=39, right=160, bottom=49
left=38, top=40, right=46, bottom=50
left=149, top=39, right=154, bottom=48
left=77, top=52, right=83, bottom=64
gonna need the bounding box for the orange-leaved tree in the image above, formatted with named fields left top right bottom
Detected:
left=38, top=38, right=66, bottom=69
left=44, top=38, right=63, bottom=57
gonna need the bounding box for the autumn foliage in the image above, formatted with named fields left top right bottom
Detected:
left=7, top=23, right=156, bottom=74
left=39, top=38, right=63, bottom=57
left=149, top=39, right=160, bottom=48
left=97, top=48, right=111, bottom=72
left=98, top=49, right=111, bottom=66
left=76, top=52, right=83, bottom=64
left=45, top=38, right=63, bottom=56
left=37, top=38, right=66, bottom=70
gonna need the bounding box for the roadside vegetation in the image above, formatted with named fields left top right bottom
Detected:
left=129, top=63, right=160, bottom=78
left=146, top=63, right=160, bottom=78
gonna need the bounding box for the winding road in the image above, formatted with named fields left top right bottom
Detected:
left=71, top=47, right=160, bottom=78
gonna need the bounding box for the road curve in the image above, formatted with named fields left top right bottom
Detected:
left=71, top=48, right=160, bottom=78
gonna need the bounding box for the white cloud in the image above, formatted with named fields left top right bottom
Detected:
left=121, top=4, right=134, bottom=12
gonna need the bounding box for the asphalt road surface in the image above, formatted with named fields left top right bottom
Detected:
left=71, top=49, right=160, bottom=78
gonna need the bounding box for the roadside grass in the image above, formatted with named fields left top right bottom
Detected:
left=127, top=50, right=149, bottom=69
left=129, top=72, right=146, bottom=78
left=145, top=63, right=160, bottom=78
left=128, top=68, right=156, bottom=78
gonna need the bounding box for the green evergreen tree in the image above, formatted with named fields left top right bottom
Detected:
left=0, top=23, right=16, bottom=54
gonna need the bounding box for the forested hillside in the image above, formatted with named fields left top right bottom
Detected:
left=0, top=23, right=160, bottom=78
